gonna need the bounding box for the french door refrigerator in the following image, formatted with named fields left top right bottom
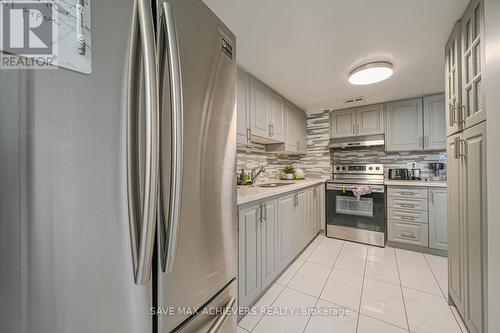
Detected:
left=0, top=0, right=237, bottom=332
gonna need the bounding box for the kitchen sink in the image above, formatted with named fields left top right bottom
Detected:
left=258, top=182, right=294, bottom=188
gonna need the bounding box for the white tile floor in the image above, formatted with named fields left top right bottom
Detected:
left=238, top=234, right=467, bottom=333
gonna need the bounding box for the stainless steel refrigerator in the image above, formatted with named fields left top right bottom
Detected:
left=0, top=0, right=237, bottom=332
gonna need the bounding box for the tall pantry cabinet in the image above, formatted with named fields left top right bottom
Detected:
left=445, top=1, right=487, bottom=332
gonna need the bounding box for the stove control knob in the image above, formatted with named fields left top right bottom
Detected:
left=369, top=167, right=373, bottom=171
left=376, top=167, right=380, bottom=171
left=336, top=167, right=340, bottom=171
left=341, top=167, right=346, bottom=171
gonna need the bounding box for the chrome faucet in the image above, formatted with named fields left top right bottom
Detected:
left=251, top=165, right=265, bottom=183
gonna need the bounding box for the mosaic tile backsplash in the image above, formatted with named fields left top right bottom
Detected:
left=237, top=110, right=446, bottom=182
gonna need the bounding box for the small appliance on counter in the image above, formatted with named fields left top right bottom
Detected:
left=388, top=168, right=410, bottom=180
left=429, top=162, right=446, bottom=181
left=388, top=164, right=422, bottom=181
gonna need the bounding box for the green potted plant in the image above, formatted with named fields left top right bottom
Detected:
left=283, top=165, right=296, bottom=180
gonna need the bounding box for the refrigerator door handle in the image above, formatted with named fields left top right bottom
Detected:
left=126, top=0, right=159, bottom=285
left=159, top=1, right=184, bottom=274
left=206, top=297, right=236, bottom=333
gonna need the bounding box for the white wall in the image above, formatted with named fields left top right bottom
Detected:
left=484, top=0, right=500, bottom=332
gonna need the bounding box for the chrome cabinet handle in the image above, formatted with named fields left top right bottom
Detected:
left=207, top=297, right=236, bottom=333
left=246, top=128, right=251, bottom=142
left=126, top=0, right=159, bottom=285
left=399, top=192, right=414, bottom=196
left=262, top=203, right=267, bottom=222
left=457, top=105, right=466, bottom=125
left=449, top=103, right=455, bottom=126
left=454, top=136, right=460, bottom=159
left=459, top=139, right=466, bottom=159
left=401, top=232, right=416, bottom=239
left=424, top=136, right=429, bottom=148
left=400, top=203, right=416, bottom=209
left=159, top=1, right=184, bottom=274
left=400, top=216, right=416, bottom=221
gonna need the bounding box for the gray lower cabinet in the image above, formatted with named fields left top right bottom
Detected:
left=238, top=202, right=262, bottom=309
left=261, top=198, right=279, bottom=289
left=277, top=193, right=295, bottom=271
left=293, top=190, right=308, bottom=255
left=238, top=184, right=323, bottom=310
left=429, top=188, right=448, bottom=250
left=447, top=122, right=486, bottom=333
left=388, top=185, right=448, bottom=251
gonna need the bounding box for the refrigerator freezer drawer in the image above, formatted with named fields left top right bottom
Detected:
left=177, top=279, right=237, bottom=333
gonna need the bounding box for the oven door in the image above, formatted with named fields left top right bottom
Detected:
left=326, top=183, right=385, bottom=233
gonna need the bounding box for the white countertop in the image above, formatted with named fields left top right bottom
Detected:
left=384, top=179, right=447, bottom=188
left=237, top=178, right=326, bottom=205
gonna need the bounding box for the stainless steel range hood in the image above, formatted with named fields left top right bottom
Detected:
left=328, top=134, right=385, bottom=149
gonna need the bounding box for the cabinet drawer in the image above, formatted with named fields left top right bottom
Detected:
left=387, top=186, right=428, bottom=199
left=388, top=208, right=428, bottom=224
left=388, top=197, right=428, bottom=211
left=389, top=221, right=429, bottom=246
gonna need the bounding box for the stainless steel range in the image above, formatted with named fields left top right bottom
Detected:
left=326, top=164, right=386, bottom=247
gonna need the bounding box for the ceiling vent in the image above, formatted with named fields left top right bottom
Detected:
left=343, top=96, right=365, bottom=106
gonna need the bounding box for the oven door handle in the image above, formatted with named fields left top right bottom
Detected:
left=326, top=184, right=385, bottom=193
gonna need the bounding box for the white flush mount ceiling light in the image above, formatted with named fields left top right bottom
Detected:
left=348, top=62, right=394, bottom=85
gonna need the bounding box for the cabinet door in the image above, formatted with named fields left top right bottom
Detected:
left=385, top=98, right=423, bottom=152
left=297, top=109, right=307, bottom=153
left=238, top=203, right=261, bottom=308
left=355, top=104, right=384, bottom=136
left=270, top=94, right=285, bottom=142
left=284, top=102, right=298, bottom=153
left=249, top=77, right=271, bottom=139
left=445, top=21, right=462, bottom=136
left=261, top=198, right=279, bottom=289
left=447, top=134, right=465, bottom=314
left=423, top=94, right=446, bottom=150
left=330, top=109, right=356, bottom=138
left=237, top=68, right=250, bottom=145
left=293, top=191, right=308, bottom=254
left=429, top=188, right=448, bottom=250
left=461, top=0, right=485, bottom=130
left=278, top=194, right=295, bottom=270
left=462, top=122, right=486, bottom=333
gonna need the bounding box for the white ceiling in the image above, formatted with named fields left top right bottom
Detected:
left=202, top=0, right=469, bottom=113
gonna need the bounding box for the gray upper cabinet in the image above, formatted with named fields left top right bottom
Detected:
left=445, top=21, right=462, bottom=136
left=266, top=102, right=307, bottom=155
left=461, top=0, right=485, bottom=130
left=298, top=109, right=307, bottom=153
left=385, top=98, right=424, bottom=152
left=355, top=104, right=385, bottom=136
left=330, top=104, right=384, bottom=139
left=423, top=94, right=446, bottom=150
left=237, top=68, right=250, bottom=145
left=249, top=77, right=271, bottom=141
left=261, top=198, right=279, bottom=290
left=271, top=94, right=285, bottom=142
left=330, top=109, right=356, bottom=138
left=238, top=202, right=261, bottom=309
left=428, top=188, right=448, bottom=251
